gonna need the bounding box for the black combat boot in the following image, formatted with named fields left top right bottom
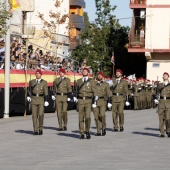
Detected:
left=95, top=132, right=101, bottom=136
left=79, top=134, right=85, bottom=139
left=86, top=131, right=91, bottom=139
left=102, top=129, right=106, bottom=136
left=39, top=130, right=43, bottom=135
left=33, top=131, right=39, bottom=135
left=120, top=127, right=124, bottom=132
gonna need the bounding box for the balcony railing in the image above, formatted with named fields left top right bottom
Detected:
left=129, top=34, right=145, bottom=48
left=130, top=0, right=146, bottom=5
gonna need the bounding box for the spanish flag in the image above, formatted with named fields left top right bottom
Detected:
left=9, top=0, right=20, bottom=11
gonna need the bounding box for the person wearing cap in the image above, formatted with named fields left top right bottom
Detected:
left=27, top=69, right=49, bottom=135
left=133, top=79, right=141, bottom=110
left=52, top=68, right=76, bottom=131
left=76, top=67, right=96, bottom=139
left=154, top=72, right=170, bottom=137
left=111, top=69, right=129, bottom=132
left=92, top=71, right=112, bottom=136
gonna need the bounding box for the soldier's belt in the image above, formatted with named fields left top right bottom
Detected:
left=160, top=96, right=170, bottom=100
left=113, top=93, right=124, bottom=96
left=32, top=93, right=44, bottom=97
left=56, top=93, right=68, bottom=96
left=78, top=96, right=92, bottom=100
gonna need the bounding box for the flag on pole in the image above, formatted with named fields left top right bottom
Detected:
left=111, top=52, right=115, bottom=65
left=9, top=0, right=20, bottom=11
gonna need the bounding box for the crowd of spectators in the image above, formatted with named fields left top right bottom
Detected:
left=0, top=39, right=92, bottom=73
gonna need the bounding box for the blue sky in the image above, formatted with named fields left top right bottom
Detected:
left=84, top=0, right=132, bottom=27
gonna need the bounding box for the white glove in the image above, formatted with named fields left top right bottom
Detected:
left=44, top=101, right=49, bottom=107
left=27, top=97, right=31, bottom=102
left=52, top=95, right=56, bottom=100
left=125, top=101, right=130, bottom=106
left=138, top=88, right=141, bottom=90
left=73, top=97, right=78, bottom=103
left=107, top=103, right=112, bottom=108
left=92, top=104, right=97, bottom=108
left=131, top=93, right=134, bottom=96
left=67, top=98, right=71, bottom=102
left=154, top=99, right=159, bottom=104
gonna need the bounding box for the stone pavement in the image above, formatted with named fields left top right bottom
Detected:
left=0, top=108, right=169, bottom=170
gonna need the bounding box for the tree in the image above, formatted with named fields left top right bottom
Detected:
left=0, top=2, right=12, bottom=38
left=72, top=1, right=146, bottom=77
left=72, top=0, right=119, bottom=76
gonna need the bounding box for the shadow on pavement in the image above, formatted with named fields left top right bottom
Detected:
left=132, top=131, right=159, bottom=137
left=72, top=130, right=96, bottom=136
left=43, top=126, right=58, bottom=131
left=57, top=132, right=79, bottom=139
left=144, top=127, right=159, bottom=131
left=15, top=130, right=33, bottom=135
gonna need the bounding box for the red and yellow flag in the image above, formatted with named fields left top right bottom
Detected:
left=9, top=0, right=20, bottom=11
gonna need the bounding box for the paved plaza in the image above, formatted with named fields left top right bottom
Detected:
left=0, top=108, right=169, bottom=170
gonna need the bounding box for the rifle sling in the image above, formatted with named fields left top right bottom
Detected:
left=56, top=77, right=66, bottom=89
left=78, top=78, right=91, bottom=93
left=160, top=83, right=170, bottom=94
left=31, top=79, right=44, bottom=90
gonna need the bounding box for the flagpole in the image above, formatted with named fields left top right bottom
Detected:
left=4, top=0, right=11, bottom=118
left=111, top=51, right=115, bottom=78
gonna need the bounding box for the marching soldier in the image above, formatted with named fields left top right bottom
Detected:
left=52, top=68, right=75, bottom=131
left=92, top=72, right=112, bottom=136
left=27, top=69, right=49, bottom=135
left=111, top=69, right=129, bottom=132
left=76, top=67, right=96, bottom=139
left=154, top=72, right=170, bottom=137
left=133, top=79, right=141, bottom=110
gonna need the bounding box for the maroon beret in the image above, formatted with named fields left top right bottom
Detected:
left=60, top=68, right=66, bottom=74
left=83, top=67, right=89, bottom=73
left=116, top=69, right=123, bottom=74
left=97, top=71, right=105, bottom=77
left=35, top=69, right=42, bottom=75
left=163, top=72, right=169, bottom=77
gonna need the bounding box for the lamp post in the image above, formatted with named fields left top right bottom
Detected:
left=4, top=0, right=10, bottom=118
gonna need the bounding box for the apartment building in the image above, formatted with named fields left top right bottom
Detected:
left=10, top=0, right=70, bottom=58
left=69, top=0, right=85, bottom=52
left=128, top=0, right=170, bottom=81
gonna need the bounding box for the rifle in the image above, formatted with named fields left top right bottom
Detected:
left=73, top=71, right=78, bottom=111
left=28, top=74, right=31, bottom=111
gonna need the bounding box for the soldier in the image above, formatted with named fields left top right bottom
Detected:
left=52, top=68, right=75, bottom=131
left=92, top=72, right=112, bottom=136
left=133, top=79, right=141, bottom=110
left=111, top=69, right=129, bottom=132
left=154, top=72, right=170, bottom=137
left=27, top=69, right=49, bottom=135
left=76, top=67, right=96, bottom=139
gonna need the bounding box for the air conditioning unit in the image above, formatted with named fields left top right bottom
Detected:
left=22, top=26, right=35, bottom=39
left=24, top=26, right=35, bottom=35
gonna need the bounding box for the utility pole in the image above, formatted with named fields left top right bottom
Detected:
left=4, top=0, right=10, bottom=118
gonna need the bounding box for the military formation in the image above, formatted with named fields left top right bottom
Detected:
left=124, top=76, right=158, bottom=110
left=27, top=68, right=170, bottom=138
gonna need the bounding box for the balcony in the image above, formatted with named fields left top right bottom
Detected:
left=128, top=34, right=146, bottom=52
left=130, top=0, right=147, bottom=9
left=69, top=15, right=85, bottom=29
left=70, top=0, right=85, bottom=8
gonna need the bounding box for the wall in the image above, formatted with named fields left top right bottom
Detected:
left=147, top=61, right=170, bottom=81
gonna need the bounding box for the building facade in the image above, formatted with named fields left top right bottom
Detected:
left=128, top=0, right=170, bottom=81
left=10, top=0, right=70, bottom=58
left=69, top=0, right=85, bottom=52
